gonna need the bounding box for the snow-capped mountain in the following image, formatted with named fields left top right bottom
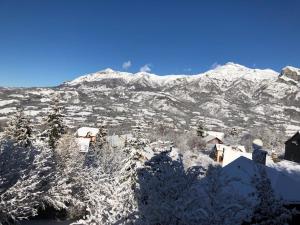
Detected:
left=0, top=63, right=299, bottom=137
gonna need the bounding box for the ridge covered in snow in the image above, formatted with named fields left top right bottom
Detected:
left=0, top=62, right=300, bottom=139
left=66, top=62, right=280, bottom=86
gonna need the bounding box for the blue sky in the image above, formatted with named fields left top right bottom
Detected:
left=0, top=0, right=299, bottom=87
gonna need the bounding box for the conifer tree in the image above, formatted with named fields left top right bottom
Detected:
left=4, top=107, right=32, bottom=148
left=91, top=125, right=107, bottom=152
left=0, top=140, right=58, bottom=224
left=44, top=95, right=66, bottom=149
left=196, top=120, right=206, bottom=137
left=251, top=166, right=293, bottom=225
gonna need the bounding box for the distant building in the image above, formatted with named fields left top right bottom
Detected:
left=221, top=139, right=267, bottom=166
left=203, top=131, right=224, bottom=146
left=284, top=131, right=300, bottom=163
left=213, top=144, right=246, bottom=163
left=75, top=127, right=99, bottom=142
left=76, top=138, right=91, bottom=153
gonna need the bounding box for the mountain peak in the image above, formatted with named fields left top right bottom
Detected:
left=280, top=66, right=300, bottom=83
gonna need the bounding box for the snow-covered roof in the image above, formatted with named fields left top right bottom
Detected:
left=76, top=138, right=91, bottom=153
left=203, top=135, right=221, bottom=143
left=223, top=156, right=300, bottom=204
left=222, top=148, right=252, bottom=167
left=76, top=127, right=99, bottom=137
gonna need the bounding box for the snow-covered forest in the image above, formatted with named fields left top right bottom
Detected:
left=0, top=96, right=295, bottom=225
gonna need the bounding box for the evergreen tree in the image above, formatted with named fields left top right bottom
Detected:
left=0, top=140, right=57, bottom=224
left=44, top=95, right=66, bottom=149
left=135, top=151, right=198, bottom=225
left=4, top=107, right=32, bottom=148
left=108, top=147, right=144, bottom=224
left=197, top=165, right=252, bottom=225
left=251, top=166, right=293, bottom=225
left=90, top=124, right=107, bottom=156
left=130, top=121, right=148, bottom=150
left=196, top=120, right=206, bottom=137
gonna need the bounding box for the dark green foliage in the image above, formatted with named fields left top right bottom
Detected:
left=44, top=96, right=66, bottom=149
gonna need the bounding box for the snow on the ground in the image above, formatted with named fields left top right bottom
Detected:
left=0, top=99, right=19, bottom=107
left=0, top=107, right=16, bottom=114
left=223, top=156, right=300, bottom=204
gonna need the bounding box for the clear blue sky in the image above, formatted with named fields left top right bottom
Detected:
left=0, top=0, right=299, bottom=87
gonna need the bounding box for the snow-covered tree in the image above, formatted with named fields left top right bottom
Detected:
left=53, top=134, right=86, bottom=218
left=93, top=124, right=107, bottom=150
left=248, top=127, right=285, bottom=155
left=71, top=167, right=115, bottom=225
left=86, top=124, right=109, bottom=170
left=72, top=145, right=144, bottom=225
left=224, top=127, right=241, bottom=146
left=130, top=122, right=149, bottom=150
left=195, top=165, right=252, bottom=225
left=44, top=95, right=66, bottom=149
left=196, top=120, right=206, bottom=137
left=134, top=150, right=205, bottom=225
left=0, top=140, right=58, bottom=224
left=4, top=107, right=32, bottom=148
left=251, top=166, right=293, bottom=225
left=108, top=147, right=144, bottom=224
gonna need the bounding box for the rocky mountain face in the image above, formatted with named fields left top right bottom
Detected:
left=0, top=63, right=299, bottom=137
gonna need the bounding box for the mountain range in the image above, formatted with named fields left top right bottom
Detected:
left=0, top=62, right=299, bottom=137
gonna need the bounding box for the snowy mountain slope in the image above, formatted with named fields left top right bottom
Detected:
left=0, top=63, right=299, bottom=137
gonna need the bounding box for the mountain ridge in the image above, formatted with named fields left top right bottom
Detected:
left=66, top=62, right=281, bottom=86
left=0, top=62, right=299, bottom=140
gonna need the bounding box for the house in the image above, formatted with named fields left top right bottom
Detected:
left=76, top=127, right=99, bottom=142
left=76, top=138, right=91, bottom=153
left=221, top=139, right=268, bottom=166
left=203, top=131, right=224, bottom=146
left=284, top=131, right=300, bottom=163
left=213, top=144, right=246, bottom=163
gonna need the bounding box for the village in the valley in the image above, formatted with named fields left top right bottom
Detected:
left=75, top=122, right=300, bottom=212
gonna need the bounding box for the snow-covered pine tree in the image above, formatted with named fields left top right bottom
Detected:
left=196, top=120, right=206, bottom=137
left=0, top=140, right=58, bottom=224
left=108, top=146, right=147, bottom=225
left=34, top=139, right=73, bottom=214
left=94, top=124, right=107, bottom=150
left=4, top=107, right=32, bottom=148
left=44, top=95, right=66, bottom=149
left=130, top=120, right=149, bottom=150
left=85, top=124, right=108, bottom=168
left=251, top=166, right=293, bottom=225
left=134, top=150, right=201, bottom=225
left=191, top=165, right=252, bottom=225
left=71, top=167, right=115, bottom=225
left=53, top=134, right=86, bottom=218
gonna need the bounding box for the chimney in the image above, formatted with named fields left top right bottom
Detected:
left=252, top=139, right=267, bottom=165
